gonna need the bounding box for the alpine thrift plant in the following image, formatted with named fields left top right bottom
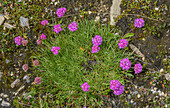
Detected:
left=114, top=85, right=124, bottom=95
left=15, top=36, right=24, bottom=45
left=21, top=40, right=28, bottom=46
left=110, top=80, right=121, bottom=90
left=81, top=82, right=90, bottom=92
left=134, top=18, right=144, bottom=28
left=40, top=33, right=46, bottom=40
left=91, top=45, right=100, bottom=53
left=53, top=24, right=62, bottom=33
left=118, top=39, right=128, bottom=49
left=56, top=8, right=67, bottom=18
left=33, top=60, right=39, bottom=66
left=120, top=58, right=131, bottom=70
left=68, top=22, right=78, bottom=32
left=41, top=20, right=48, bottom=26
left=134, top=63, right=142, bottom=74
left=51, top=46, right=60, bottom=55
left=92, top=35, right=102, bottom=46
left=22, top=64, right=28, bottom=72
left=34, top=77, right=41, bottom=84
left=110, top=80, right=124, bottom=95
left=37, top=39, right=41, bottom=45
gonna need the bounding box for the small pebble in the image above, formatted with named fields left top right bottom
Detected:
left=0, top=98, right=2, bottom=101
left=3, top=94, right=8, bottom=98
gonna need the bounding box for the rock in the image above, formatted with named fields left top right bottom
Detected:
left=0, top=98, right=2, bottom=101
left=11, top=79, right=20, bottom=88
left=3, top=94, right=8, bottom=98
left=4, top=23, right=16, bottom=29
left=110, top=0, right=121, bottom=25
left=0, top=15, right=5, bottom=25
left=165, top=73, right=170, bottom=81
left=1, top=100, right=10, bottom=107
left=20, top=16, right=29, bottom=28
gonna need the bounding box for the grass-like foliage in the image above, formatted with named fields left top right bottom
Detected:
left=32, top=19, right=134, bottom=107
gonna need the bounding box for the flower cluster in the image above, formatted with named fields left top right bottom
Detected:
left=92, top=35, right=102, bottom=46
left=134, top=63, right=142, bottom=74
left=40, top=33, right=46, bottom=40
left=41, top=20, right=48, bottom=26
left=81, top=82, right=90, bottom=92
left=53, top=24, right=62, bottom=33
left=56, top=8, right=67, bottom=18
left=33, top=60, right=39, bottom=66
left=22, top=64, right=28, bottom=72
left=21, top=39, right=28, bottom=46
left=110, top=80, right=124, bottom=95
left=34, top=77, right=41, bottom=84
left=134, top=18, right=144, bottom=28
left=120, top=58, right=131, bottom=70
left=68, top=22, right=78, bottom=32
left=91, top=35, right=102, bottom=53
left=51, top=46, right=60, bottom=55
left=118, top=39, right=128, bottom=49
left=14, top=36, right=23, bottom=45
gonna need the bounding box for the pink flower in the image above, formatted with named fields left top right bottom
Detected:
left=110, top=80, right=121, bottom=91
left=81, top=82, right=90, bottom=92
left=41, top=20, right=48, bottom=26
left=34, top=77, right=41, bottom=84
left=21, top=40, right=28, bottom=46
left=113, top=85, right=124, bottom=95
left=40, top=33, right=46, bottom=40
left=37, top=39, right=41, bottom=45
left=53, top=24, right=62, bottom=33
left=120, top=58, right=131, bottom=70
left=134, top=18, right=144, bottom=28
left=51, top=46, right=60, bottom=55
left=134, top=63, right=142, bottom=74
left=91, top=45, right=100, bottom=53
left=22, top=64, right=28, bottom=72
left=92, top=35, right=102, bottom=46
left=68, top=22, right=78, bottom=32
left=15, top=36, right=24, bottom=45
left=56, top=8, right=67, bottom=18
left=118, top=39, right=128, bottom=49
left=33, top=60, right=39, bottom=66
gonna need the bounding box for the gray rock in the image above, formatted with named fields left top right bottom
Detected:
left=1, top=100, right=10, bottom=107
left=110, top=0, right=121, bottom=25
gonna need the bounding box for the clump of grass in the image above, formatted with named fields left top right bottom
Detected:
left=32, top=18, right=136, bottom=107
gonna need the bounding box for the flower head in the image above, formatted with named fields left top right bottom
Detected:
left=41, top=20, right=48, bottom=26
left=40, top=33, right=46, bottom=40
left=81, top=82, right=90, bottom=92
left=15, top=36, right=24, bottom=45
left=113, top=85, right=124, bottom=95
left=22, top=64, right=28, bottom=72
left=37, top=39, right=41, bottom=45
left=53, top=24, right=62, bottom=33
left=134, top=18, right=144, bottom=28
left=33, top=60, right=39, bottom=66
left=110, top=80, right=121, bottom=90
left=21, top=40, right=28, bottom=46
left=120, top=58, right=131, bottom=70
left=51, top=46, right=60, bottom=55
left=56, top=8, right=67, bottom=18
left=34, top=77, right=41, bottom=84
left=91, top=45, right=100, bottom=53
left=92, top=35, right=102, bottom=46
left=68, top=22, right=78, bottom=32
left=134, top=63, right=142, bottom=74
left=118, top=39, right=128, bottom=49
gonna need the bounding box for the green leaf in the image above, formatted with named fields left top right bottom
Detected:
left=123, top=33, right=134, bottom=39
